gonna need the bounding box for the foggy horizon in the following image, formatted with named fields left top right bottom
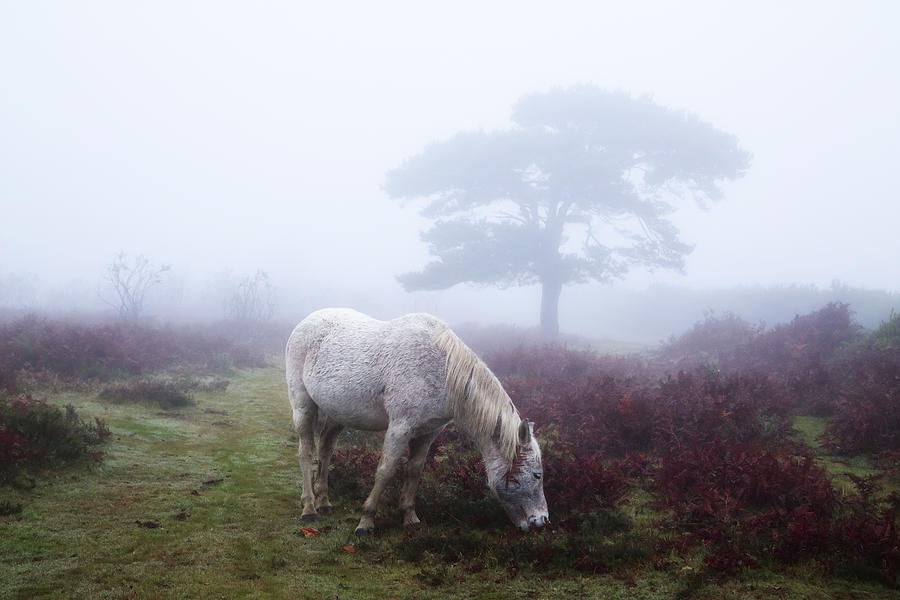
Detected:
left=2, top=1, right=899, bottom=339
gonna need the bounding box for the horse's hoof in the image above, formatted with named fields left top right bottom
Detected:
left=354, top=528, right=371, bottom=538
left=403, top=520, right=422, bottom=530
left=301, top=514, right=317, bottom=522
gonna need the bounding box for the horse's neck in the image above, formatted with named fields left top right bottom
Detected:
left=476, top=438, right=509, bottom=488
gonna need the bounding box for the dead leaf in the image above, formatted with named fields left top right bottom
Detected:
left=300, top=527, right=321, bottom=537
left=343, top=545, right=356, bottom=554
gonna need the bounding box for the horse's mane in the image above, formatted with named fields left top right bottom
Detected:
left=435, top=327, right=521, bottom=466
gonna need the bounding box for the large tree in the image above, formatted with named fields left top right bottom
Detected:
left=385, top=86, right=750, bottom=337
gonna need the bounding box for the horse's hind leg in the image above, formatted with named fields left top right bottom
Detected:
left=400, top=428, right=443, bottom=528
left=314, top=419, right=344, bottom=514
left=356, top=425, right=412, bottom=536
left=288, top=379, right=318, bottom=521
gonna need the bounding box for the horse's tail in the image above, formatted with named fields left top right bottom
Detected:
left=286, top=322, right=315, bottom=431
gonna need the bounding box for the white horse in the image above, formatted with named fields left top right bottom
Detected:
left=285, top=308, right=549, bottom=535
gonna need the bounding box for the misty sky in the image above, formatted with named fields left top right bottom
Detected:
left=1, top=1, right=898, bottom=325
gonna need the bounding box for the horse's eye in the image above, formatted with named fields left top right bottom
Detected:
left=533, top=472, right=542, bottom=480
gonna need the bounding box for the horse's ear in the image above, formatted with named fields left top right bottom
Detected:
left=517, top=420, right=532, bottom=446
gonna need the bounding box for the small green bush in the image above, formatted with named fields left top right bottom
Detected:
left=177, top=375, right=230, bottom=393
left=98, top=379, right=194, bottom=409
left=869, top=310, right=900, bottom=349
left=0, top=394, right=110, bottom=481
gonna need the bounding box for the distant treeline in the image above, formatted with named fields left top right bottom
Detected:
left=2, top=280, right=896, bottom=349
left=566, top=282, right=900, bottom=344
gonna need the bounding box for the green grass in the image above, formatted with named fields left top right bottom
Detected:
left=1, top=370, right=898, bottom=599
left=791, top=415, right=900, bottom=501
left=792, top=416, right=827, bottom=450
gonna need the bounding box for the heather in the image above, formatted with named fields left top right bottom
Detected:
left=658, top=302, right=863, bottom=414
left=4, top=305, right=900, bottom=597
left=0, top=315, right=269, bottom=394
left=822, top=312, right=900, bottom=456
left=658, top=303, right=900, bottom=456
left=321, top=305, right=900, bottom=584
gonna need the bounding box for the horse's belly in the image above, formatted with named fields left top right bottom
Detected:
left=319, top=401, right=389, bottom=431
left=304, top=373, right=390, bottom=431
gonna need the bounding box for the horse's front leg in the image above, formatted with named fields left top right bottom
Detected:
left=400, top=428, right=443, bottom=528
left=356, top=426, right=411, bottom=536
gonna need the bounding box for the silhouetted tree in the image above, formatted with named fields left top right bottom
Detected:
left=386, top=86, right=750, bottom=337
left=104, top=253, right=170, bottom=321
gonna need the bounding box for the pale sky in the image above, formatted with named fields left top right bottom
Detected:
left=1, top=1, right=898, bottom=327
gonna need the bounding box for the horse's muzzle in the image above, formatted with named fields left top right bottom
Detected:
left=528, top=514, right=550, bottom=529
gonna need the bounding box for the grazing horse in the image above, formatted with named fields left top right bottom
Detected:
left=285, top=308, right=549, bottom=535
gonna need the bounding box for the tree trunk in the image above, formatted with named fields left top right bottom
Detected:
left=539, top=278, right=562, bottom=339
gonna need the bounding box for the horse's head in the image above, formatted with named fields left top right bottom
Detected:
left=492, top=420, right=549, bottom=531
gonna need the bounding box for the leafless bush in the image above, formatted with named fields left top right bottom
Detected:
left=103, top=253, right=170, bottom=321
left=226, top=270, right=276, bottom=324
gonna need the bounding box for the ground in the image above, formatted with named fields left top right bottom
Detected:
left=1, top=367, right=896, bottom=599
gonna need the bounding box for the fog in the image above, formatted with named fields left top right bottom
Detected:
left=1, top=1, right=898, bottom=341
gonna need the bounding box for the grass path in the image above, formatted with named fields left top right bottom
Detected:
left=1, top=369, right=897, bottom=599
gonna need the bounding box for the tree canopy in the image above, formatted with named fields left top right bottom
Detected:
left=385, top=86, right=750, bottom=337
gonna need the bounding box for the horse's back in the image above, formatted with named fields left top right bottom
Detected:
left=286, top=308, right=445, bottom=363
left=286, top=309, right=450, bottom=431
